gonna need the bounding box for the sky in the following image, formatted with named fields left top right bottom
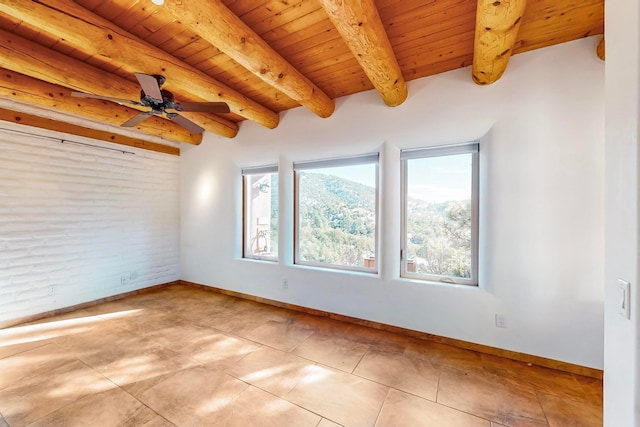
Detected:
left=305, top=153, right=472, bottom=203
left=407, top=153, right=472, bottom=202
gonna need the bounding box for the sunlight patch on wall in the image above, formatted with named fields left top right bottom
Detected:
left=196, top=171, right=217, bottom=207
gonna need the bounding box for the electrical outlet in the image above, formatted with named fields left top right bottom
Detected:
left=47, top=286, right=56, bottom=296
left=120, top=274, right=128, bottom=285
left=129, top=271, right=138, bottom=281
left=282, top=278, right=288, bottom=290
left=495, top=314, right=507, bottom=328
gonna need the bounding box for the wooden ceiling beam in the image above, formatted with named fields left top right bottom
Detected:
left=0, top=107, right=180, bottom=156
left=0, top=27, right=237, bottom=140
left=472, top=0, right=527, bottom=85
left=0, top=68, right=202, bottom=146
left=0, top=0, right=279, bottom=130
left=319, top=0, right=408, bottom=107
left=597, top=38, right=605, bottom=60
left=162, top=0, right=335, bottom=118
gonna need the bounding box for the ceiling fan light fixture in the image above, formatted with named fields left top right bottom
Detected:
left=151, top=0, right=164, bottom=5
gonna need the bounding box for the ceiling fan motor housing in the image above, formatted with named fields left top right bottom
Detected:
left=139, top=88, right=178, bottom=113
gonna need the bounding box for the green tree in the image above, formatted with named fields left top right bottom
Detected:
left=298, top=172, right=375, bottom=266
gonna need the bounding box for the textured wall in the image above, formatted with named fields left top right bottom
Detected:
left=181, top=37, right=605, bottom=369
left=0, top=123, right=180, bottom=326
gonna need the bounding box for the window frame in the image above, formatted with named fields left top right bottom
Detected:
left=293, top=153, right=379, bottom=273
left=400, top=142, right=479, bottom=285
left=242, top=165, right=279, bottom=262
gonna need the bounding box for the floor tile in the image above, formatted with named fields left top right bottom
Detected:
left=354, top=349, right=440, bottom=401
left=481, top=354, right=587, bottom=402
left=125, top=288, right=207, bottom=313
left=0, top=310, right=107, bottom=360
left=141, top=321, right=219, bottom=353
left=225, top=346, right=315, bottom=397
left=0, top=358, right=115, bottom=426
left=405, top=339, right=485, bottom=374
left=198, top=308, right=277, bottom=337
left=291, top=313, right=355, bottom=337
left=80, top=299, right=143, bottom=317
left=145, top=322, right=260, bottom=367
left=342, top=324, right=409, bottom=354
left=538, top=392, right=602, bottom=427
left=286, top=364, right=388, bottom=427
left=27, top=387, right=173, bottom=427
left=0, top=343, right=77, bottom=391
left=171, top=301, right=237, bottom=326
left=318, top=419, right=343, bottom=427
left=217, top=384, right=321, bottom=427
left=98, top=307, right=186, bottom=336
left=288, top=315, right=407, bottom=354
left=574, top=375, right=603, bottom=407
left=376, top=389, right=490, bottom=426
left=0, top=337, right=48, bottom=361
left=126, top=365, right=249, bottom=426
left=58, top=328, right=194, bottom=386
left=437, top=367, right=548, bottom=426
left=293, top=332, right=369, bottom=372
left=245, top=319, right=315, bottom=352
left=188, top=333, right=261, bottom=367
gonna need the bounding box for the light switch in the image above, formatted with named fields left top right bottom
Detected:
left=617, top=279, right=631, bottom=319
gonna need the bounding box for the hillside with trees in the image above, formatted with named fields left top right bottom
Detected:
left=297, top=172, right=376, bottom=266
left=297, top=172, right=471, bottom=277
left=406, top=198, right=472, bottom=278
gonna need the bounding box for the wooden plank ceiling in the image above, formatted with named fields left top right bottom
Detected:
left=0, top=0, right=603, bottom=149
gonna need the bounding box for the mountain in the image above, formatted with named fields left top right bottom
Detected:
left=296, top=172, right=471, bottom=276
left=297, top=172, right=376, bottom=266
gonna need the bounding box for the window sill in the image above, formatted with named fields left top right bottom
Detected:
left=241, top=256, right=278, bottom=263
left=397, top=275, right=480, bottom=289
left=293, top=262, right=380, bottom=277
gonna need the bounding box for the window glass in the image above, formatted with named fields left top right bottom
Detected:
left=402, top=144, right=478, bottom=284
left=243, top=167, right=278, bottom=260
left=295, top=155, right=378, bottom=271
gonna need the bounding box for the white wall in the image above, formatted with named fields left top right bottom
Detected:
left=603, top=0, right=640, bottom=423
left=181, top=37, right=605, bottom=369
left=0, top=122, right=180, bottom=326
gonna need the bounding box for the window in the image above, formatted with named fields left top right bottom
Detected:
left=401, top=143, right=479, bottom=285
left=294, top=154, right=378, bottom=272
left=243, top=165, right=278, bottom=261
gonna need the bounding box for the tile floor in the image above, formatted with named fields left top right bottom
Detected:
left=0, top=284, right=603, bottom=426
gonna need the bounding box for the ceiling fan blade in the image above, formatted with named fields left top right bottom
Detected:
left=134, top=73, right=163, bottom=100
left=177, top=102, right=231, bottom=114
left=121, top=112, right=154, bottom=127
left=167, top=113, right=205, bottom=134
left=71, top=91, right=142, bottom=106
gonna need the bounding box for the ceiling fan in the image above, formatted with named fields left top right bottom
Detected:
left=71, top=73, right=230, bottom=134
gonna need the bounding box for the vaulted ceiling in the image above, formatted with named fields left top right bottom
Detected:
left=0, top=0, right=603, bottom=150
